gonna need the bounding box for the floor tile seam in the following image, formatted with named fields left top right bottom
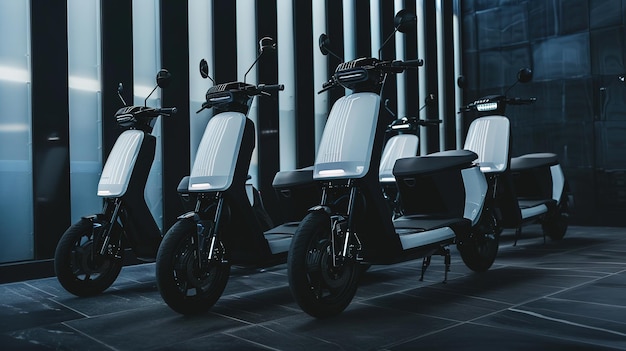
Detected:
left=60, top=321, right=120, bottom=351
left=220, top=330, right=287, bottom=351
left=497, top=233, right=626, bottom=258
left=499, top=267, right=626, bottom=310
left=465, top=318, right=626, bottom=351
left=41, top=297, right=92, bottom=319
left=485, top=260, right=619, bottom=276
left=219, top=288, right=291, bottom=303
left=355, top=286, right=513, bottom=310
left=508, top=305, right=626, bottom=334
left=545, top=296, right=626, bottom=310
left=379, top=268, right=626, bottom=347
left=22, top=280, right=59, bottom=299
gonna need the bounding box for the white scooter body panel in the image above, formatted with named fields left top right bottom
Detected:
left=551, top=164, right=565, bottom=203
left=97, top=130, right=144, bottom=197
left=189, top=112, right=246, bottom=192
left=464, top=116, right=510, bottom=173
left=379, top=134, right=419, bottom=183
left=462, top=167, right=488, bottom=225
left=314, top=93, right=380, bottom=180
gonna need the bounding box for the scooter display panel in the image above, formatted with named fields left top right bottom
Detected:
left=189, top=112, right=246, bottom=192
left=97, top=130, right=145, bottom=197
left=379, top=134, right=419, bottom=182
left=464, top=116, right=510, bottom=173
left=314, top=93, right=380, bottom=180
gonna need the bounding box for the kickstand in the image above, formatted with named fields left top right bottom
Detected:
left=443, top=248, right=451, bottom=284
left=514, top=227, right=522, bottom=246
left=419, top=256, right=431, bottom=281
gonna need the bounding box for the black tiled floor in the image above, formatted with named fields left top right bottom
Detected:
left=1, top=225, right=625, bottom=350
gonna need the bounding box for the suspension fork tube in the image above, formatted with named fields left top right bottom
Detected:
left=207, top=196, right=224, bottom=260
left=99, top=198, right=123, bottom=255
left=342, top=180, right=358, bottom=257
left=195, top=194, right=224, bottom=264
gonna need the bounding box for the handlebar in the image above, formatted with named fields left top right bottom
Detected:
left=246, top=83, right=285, bottom=95
left=197, top=82, right=284, bottom=113
left=391, top=59, right=424, bottom=68
left=155, top=107, right=178, bottom=116
left=506, top=97, right=536, bottom=105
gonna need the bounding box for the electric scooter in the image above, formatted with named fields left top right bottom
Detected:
left=155, top=37, right=319, bottom=315
left=286, top=10, right=499, bottom=318
left=379, top=96, right=439, bottom=218
left=461, top=68, right=569, bottom=243
left=54, top=70, right=177, bottom=296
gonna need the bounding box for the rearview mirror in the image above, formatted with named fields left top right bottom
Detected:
left=394, top=10, right=417, bottom=34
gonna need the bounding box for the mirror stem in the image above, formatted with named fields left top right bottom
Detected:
left=243, top=53, right=263, bottom=84
left=378, top=27, right=399, bottom=59
left=144, top=84, right=159, bottom=107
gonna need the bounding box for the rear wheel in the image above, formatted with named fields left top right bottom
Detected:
left=54, top=218, right=124, bottom=296
left=287, top=211, right=360, bottom=318
left=156, top=218, right=230, bottom=315
left=457, top=212, right=500, bottom=272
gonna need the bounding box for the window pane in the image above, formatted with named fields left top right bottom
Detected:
left=0, top=0, right=33, bottom=263
left=68, top=0, right=103, bottom=222
left=133, top=0, right=162, bottom=230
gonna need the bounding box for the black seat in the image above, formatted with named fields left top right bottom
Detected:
left=272, top=166, right=314, bottom=188
left=511, top=153, right=559, bottom=171
left=393, top=149, right=478, bottom=177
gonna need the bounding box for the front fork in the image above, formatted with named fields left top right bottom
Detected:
left=193, top=193, right=225, bottom=270
left=87, top=198, right=123, bottom=259
left=324, top=180, right=362, bottom=267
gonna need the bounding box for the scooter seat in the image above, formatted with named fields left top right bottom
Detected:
left=393, top=149, right=478, bottom=177
left=272, top=166, right=315, bottom=188
left=511, top=153, right=559, bottom=171
left=177, top=176, right=190, bottom=194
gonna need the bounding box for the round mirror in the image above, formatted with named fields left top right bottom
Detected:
left=259, top=37, right=276, bottom=53
left=394, top=10, right=417, bottom=34
left=199, top=59, right=209, bottom=79
left=457, top=75, right=465, bottom=89
left=318, top=33, right=330, bottom=56
left=156, top=69, right=171, bottom=88
left=517, top=67, right=532, bottom=83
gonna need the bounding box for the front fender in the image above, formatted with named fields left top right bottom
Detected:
left=177, top=211, right=197, bottom=220
left=308, top=205, right=332, bottom=215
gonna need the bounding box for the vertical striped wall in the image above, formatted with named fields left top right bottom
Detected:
left=1, top=0, right=461, bottom=265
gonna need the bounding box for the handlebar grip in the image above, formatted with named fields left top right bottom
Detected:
left=158, top=107, right=177, bottom=116
left=261, top=84, right=285, bottom=91
left=508, top=97, right=536, bottom=105
left=391, top=59, right=424, bottom=68
left=422, top=119, right=442, bottom=126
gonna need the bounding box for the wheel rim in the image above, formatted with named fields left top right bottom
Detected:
left=305, top=238, right=356, bottom=301
left=70, top=236, right=113, bottom=281
left=172, top=235, right=222, bottom=297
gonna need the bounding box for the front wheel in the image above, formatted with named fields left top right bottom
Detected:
left=457, top=212, right=500, bottom=272
left=287, top=211, right=360, bottom=318
left=54, top=217, right=124, bottom=296
left=156, top=218, right=230, bottom=315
